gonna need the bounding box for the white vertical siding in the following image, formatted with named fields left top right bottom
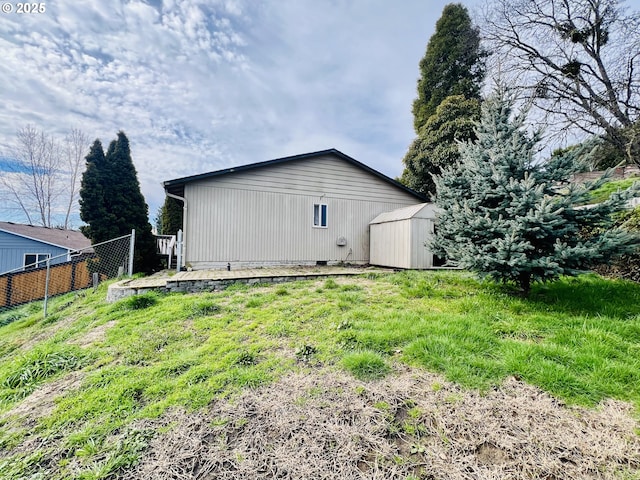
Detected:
left=183, top=154, right=423, bottom=268
left=370, top=220, right=411, bottom=269
left=370, top=218, right=435, bottom=269
left=410, top=218, right=434, bottom=269
left=369, top=204, right=439, bottom=269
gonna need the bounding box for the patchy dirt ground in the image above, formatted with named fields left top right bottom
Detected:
left=4, top=371, right=84, bottom=428
left=123, top=367, right=640, bottom=480
left=69, top=320, right=116, bottom=348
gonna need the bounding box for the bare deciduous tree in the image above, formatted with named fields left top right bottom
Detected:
left=62, top=128, right=90, bottom=229
left=0, top=125, right=89, bottom=228
left=482, top=0, right=640, bottom=162
left=3, top=125, right=61, bottom=227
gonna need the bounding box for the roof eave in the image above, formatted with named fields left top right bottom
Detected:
left=0, top=227, right=79, bottom=251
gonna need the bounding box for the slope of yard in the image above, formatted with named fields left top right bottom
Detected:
left=0, top=270, right=639, bottom=479
left=589, top=177, right=637, bottom=204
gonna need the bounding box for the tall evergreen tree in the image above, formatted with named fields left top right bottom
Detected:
left=79, top=132, right=159, bottom=274
left=79, top=139, right=115, bottom=241
left=158, top=196, right=183, bottom=236
left=401, top=4, right=485, bottom=196
left=412, top=3, right=485, bottom=133
left=107, top=131, right=159, bottom=273
left=433, top=93, right=640, bottom=295
left=401, top=95, right=480, bottom=197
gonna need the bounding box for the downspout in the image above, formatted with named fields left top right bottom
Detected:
left=166, top=191, right=187, bottom=269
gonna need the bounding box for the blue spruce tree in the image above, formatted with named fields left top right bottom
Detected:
left=433, top=93, right=640, bottom=295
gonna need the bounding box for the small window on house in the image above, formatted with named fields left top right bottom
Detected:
left=24, top=253, right=50, bottom=270
left=313, top=204, right=328, bottom=228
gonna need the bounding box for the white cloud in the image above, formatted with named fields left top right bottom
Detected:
left=0, top=0, right=480, bottom=222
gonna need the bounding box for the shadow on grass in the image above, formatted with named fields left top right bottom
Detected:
left=526, top=274, right=640, bottom=319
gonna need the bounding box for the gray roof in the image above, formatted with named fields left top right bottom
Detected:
left=0, top=222, right=91, bottom=251
left=164, top=148, right=427, bottom=202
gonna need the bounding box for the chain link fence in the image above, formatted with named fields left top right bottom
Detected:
left=0, top=232, right=134, bottom=319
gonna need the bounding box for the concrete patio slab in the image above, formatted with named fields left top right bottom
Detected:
left=107, top=266, right=393, bottom=302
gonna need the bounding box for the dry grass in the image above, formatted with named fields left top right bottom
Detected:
left=68, top=320, right=116, bottom=348
left=124, top=366, right=640, bottom=480
left=2, top=272, right=640, bottom=479
left=5, top=371, right=85, bottom=424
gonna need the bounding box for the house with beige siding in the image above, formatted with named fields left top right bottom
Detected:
left=163, top=149, right=428, bottom=270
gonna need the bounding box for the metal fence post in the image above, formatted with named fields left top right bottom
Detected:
left=0, top=232, right=141, bottom=317
left=176, top=229, right=183, bottom=273
left=43, top=257, right=51, bottom=318
left=128, top=229, right=135, bottom=276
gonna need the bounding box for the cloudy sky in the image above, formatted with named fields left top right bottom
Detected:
left=0, top=0, right=485, bottom=226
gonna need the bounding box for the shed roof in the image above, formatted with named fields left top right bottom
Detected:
left=0, top=222, right=91, bottom=251
left=369, top=203, right=436, bottom=225
left=163, top=148, right=427, bottom=201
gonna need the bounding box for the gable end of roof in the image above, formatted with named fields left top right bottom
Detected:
left=163, top=149, right=427, bottom=201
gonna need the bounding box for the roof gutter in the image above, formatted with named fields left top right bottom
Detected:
left=166, top=192, right=187, bottom=269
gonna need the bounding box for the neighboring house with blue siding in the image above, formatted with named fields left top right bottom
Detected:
left=0, top=222, right=91, bottom=275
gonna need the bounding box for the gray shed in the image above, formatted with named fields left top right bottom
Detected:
left=369, top=203, right=438, bottom=269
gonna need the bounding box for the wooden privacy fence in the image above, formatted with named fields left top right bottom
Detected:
left=0, top=259, right=92, bottom=309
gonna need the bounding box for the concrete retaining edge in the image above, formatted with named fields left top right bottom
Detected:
left=107, top=274, right=358, bottom=302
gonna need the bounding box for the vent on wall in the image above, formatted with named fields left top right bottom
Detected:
left=336, top=236, right=347, bottom=246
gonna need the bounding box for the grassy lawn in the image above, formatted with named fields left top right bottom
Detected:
left=589, top=177, right=638, bottom=204
left=0, top=270, right=639, bottom=478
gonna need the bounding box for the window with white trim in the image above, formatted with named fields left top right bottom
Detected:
left=313, top=203, right=328, bottom=228
left=24, top=253, right=50, bottom=270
